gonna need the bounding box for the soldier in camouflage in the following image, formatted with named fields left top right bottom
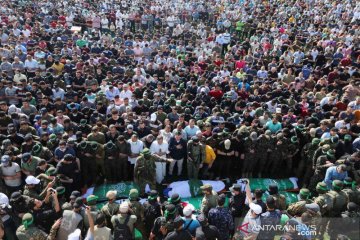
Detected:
left=103, top=141, right=119, bottom=182
left=134, top=148, right=173, bottom=195
left=268, top=184, right=287, bottom=211
left=128, top=188, right=147, bottom=238
left=32, top=144, right=54, bottom=163
left=287, top=188, right=313, bottom=217
left=309, top=149, right=335, bottom=192
left=327, top=180, right=349, bottom=239
left=256, top=130, right=273, bottom=178
left=101, top=190, right=120, bottom=230
left=16, top=213, right=60, bottom=240
left=313, top=182, right=333, bottom=237
left=243, top=132, right=259, bottom=178
left=271, top=133, right=288, bottom=177
left=299, top=138, right=320, bottom=187
left=187, top=136, right=206, bottom=179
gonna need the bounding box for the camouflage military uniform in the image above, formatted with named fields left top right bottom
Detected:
left=200, top=186, right=218, bottom=216
left=243, top=134, right=260, bottom=178
left=101, top=201, right=120, bottom=229
left=256, top=133, right=273, bottom=177
left=128, top=189, right=147, bottom=238
left=76, top=141, right=98, bottom=186
left=287, top=189, right=313, bottom=217
left=271, top=193, right=287, bottom=211
left=187, top=139, right=206, bottom=179
left=104, top=141, right=120, bottom=182
left=16, top=225, right=56, bottom=240
left=299, top=139, right=320, bottom=187
left=32, top=145, right=54, bottom=163
left=134, top=149, right=170, bottom=195
left=327, top=180, right=349, bottom=239
left=271, top=134, right=289, bottom=177
left=309, top=152, right=334, bottom=192
left=312, top=182, right=333, bottom=237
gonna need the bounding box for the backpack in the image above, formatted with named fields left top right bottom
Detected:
left=113, top=215, right=132, bottom=240
left=144, top=202, right=160, bottom=227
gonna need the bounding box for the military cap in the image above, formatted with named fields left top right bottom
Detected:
left=332, top=180, right=344, bottom=190
left=299, top=188, right=311, bottom=199
left=32, top=144, right=42, bottom=154
left=148, top=190, right=158, bottom=200
left=22, top=153, right=32, bottom=163
left=200, top=184, right=212, bottom=191
left=168, top=193, right=181, bottom=204
left=316, top=182, right=328, bottom=193
left=86, top=195, right=98, bottom=205
left=312, top=138, right=320, bottom=145
left=291, top=136, right=298, bottom=143
left=141, top=148, right=151, bottom=156
left=22, top=213, right=34, bottom=229
left=46, top=167, right=56, bottom=176
left=105, top=141, right=115, bottom=150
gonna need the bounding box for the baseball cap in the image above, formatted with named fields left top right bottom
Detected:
left=25, top=176, right=40, bottom=185
left=22, top=153, right=32, bottom=163
left=1, top=155, right=10, bottom=163
left=249, top=202, right=262, bottom=215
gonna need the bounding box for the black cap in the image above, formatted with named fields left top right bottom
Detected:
left=73, top=197, right=84, bottom=208
left=22, top=152, right=32, bottom=162
left=70, top=190, right=81, bottom=199
left=230, top=184, right=241, bottom=192
left=10, top=191, right=22, bottom=201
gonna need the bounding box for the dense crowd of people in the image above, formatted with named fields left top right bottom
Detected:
left=0, top=0, right=359, bottom=239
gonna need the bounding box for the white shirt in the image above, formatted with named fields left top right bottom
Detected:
left=128, top=140, right=143, bottom=164
left=24, top=59, right=39, bottom=71
left=119, top=90, right=133, bottom=100
left=150, top=140, right=169, bottom=155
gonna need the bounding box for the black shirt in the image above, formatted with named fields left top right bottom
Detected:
left=164, top=229, right=193, bottom=240
left=195, top=225, right=220, bottom=240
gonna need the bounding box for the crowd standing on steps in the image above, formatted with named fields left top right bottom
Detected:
left=0, top=0, right=360, bottom=239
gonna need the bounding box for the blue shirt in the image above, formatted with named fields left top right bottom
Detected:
left=265, top=121, right=282, bottom=133
left=324, top=166, right=348, bottom=189
left=182, top=217, right=200, bottom=235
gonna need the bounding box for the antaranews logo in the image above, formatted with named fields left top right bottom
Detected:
left=237, top=223, right=317, bottom=237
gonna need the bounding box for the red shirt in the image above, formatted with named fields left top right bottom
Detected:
left=209, top=90, right=223, bottom=100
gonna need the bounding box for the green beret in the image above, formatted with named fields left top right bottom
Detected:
left=141, top=148, right=151, bottom=156
left=332, top=180, right=343, bottom=190
left=86, top=195, right=98, bottom=205
left=299, top=188, right=310, bottom=199
left=129, top=189, right=139, bottom=200
left=80, top=119, right=87, bottom=125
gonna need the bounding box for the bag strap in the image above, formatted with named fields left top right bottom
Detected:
left=184, top=219, right=193, bottom=230
left=124, top=214, right=130, bottom=225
